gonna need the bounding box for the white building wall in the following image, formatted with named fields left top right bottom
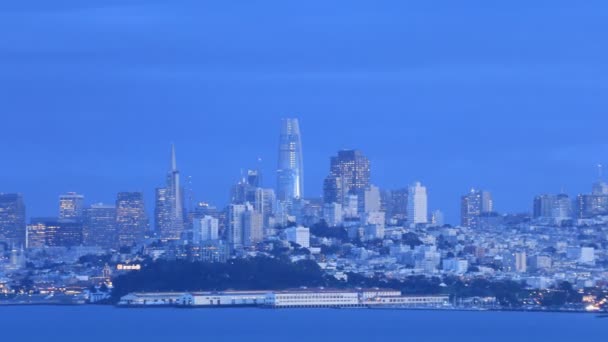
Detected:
left=407, top=182, right=428, bottom=225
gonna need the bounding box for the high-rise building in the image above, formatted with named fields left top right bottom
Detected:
left=323, top=202, right=343, bottom=227
left=27, top=219, right=49, bottom=248
left=227, top=203, right=264, bottom=248
left=155, top=144, right=185, bottom=240
left=407, top=182, right=428, bottom=225
left=243, top=210, right=264, bottom=247
left=230, top=171, right=275, bottom=229
left=323, top=150, right=370, bottom=205
left=576, top=194, right=608, bottom=218
left=461, top=189, right=493, bottom=228
left=592, top=181, right=608, bottom=195
left=359, top=185, right=381, bottom=214
left=27, top=217, right=82, bottom=247
left=27, top=218, right=56, bottom=248
left=116, top=192, right=149, bottom=247
left=593, top=164, right=608, bottom=195
left=83, top=204, right=117, bottom=248
left=277, top=118, right=304, bottom=203
left=0, top=193, right=26, bottom=245
left=247, top=169, right=262, bottom=188
left=252, top=188, right=275, bottom=228
left=343, top=194, right=359, bottom=218
left=551, top=194, right=572, bottom=220
left=230, top=177, right=250, bottom=204
left=431, top=210, right=445, bottom=227
left=533, top=194, right=555, bottom=219
left=383, top=188, right=408, bottom=222
left=54, top=220, right=84, bottom=247
left=227, top=203, right=248, bottom=247
left=192, top=215, right=219, bottom=243
left=59, top=192, right=85, bottom=221
left=322, top=176, right=342, bottom=204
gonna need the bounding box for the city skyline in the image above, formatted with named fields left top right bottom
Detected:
left=0, top=119, right=607, bottom=225
left=2, top=1, right=608, bottom=332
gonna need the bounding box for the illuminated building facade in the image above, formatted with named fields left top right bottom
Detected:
left=116, top=192, right=149, bottom=247
left=0, top=193, right=26, bottom=245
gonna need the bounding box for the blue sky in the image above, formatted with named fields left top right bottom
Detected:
left=1, top=1, right=607, bottom=223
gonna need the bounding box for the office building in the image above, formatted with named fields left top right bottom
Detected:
left=192, top=215, right=219, bottom=243
left=285, top=226, right=310, bottom=248
left=407, top=182, right=428, bottom=225
left=54, top=220, right=84, bottom=246
left=27, top=217, right=82, bottom=247
left=323, top=202, right=343, bottom=227
left=116, top=192, right=149, bottom=247
left=430, top=210, right=444, bottom=226
left=461, top=189, right=493, bottom=228
left=384, top=188, right=408, bottom=222
left=359, top=185, right=381, bottom=214
left=247, top=169, right=262, bottom=188
left=0, top=193, right=26, bottom=245
left=533, top=194, right=572, bottom=221
left=58, top=192, right=85, bottom=221
left=243, top=209, right=264, bottom=247
left=227, top=203, right=249, bottom=247
left=83, top=204, right=117, bottom=248
left=576, top=193, right=608, bottom=218
left=323, top=150, right=370, bottom=205
left=27, top=218, right=57, bottom=248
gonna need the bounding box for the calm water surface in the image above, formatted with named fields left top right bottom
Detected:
left=0, top=306, right=604, bottom=341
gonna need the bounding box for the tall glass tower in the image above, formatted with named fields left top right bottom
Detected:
left=277, top=118, right=304, bottom=203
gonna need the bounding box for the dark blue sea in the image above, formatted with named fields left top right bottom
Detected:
left=0, top=306, right=604, bottom=341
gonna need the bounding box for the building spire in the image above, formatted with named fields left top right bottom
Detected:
left=171, top=143, right=177, bottom=172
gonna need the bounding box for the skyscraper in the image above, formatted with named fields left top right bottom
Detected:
left=54, top=220, right=84, bottom=247
left=192, top=215, right=219, bottom=243
left=116, top=192, right=149, bottom=247
left=592, top=164, right=608, bottom=195
left=461, top=189, right=493, bottom=228
left=533, top=194, right=571, bottom=221
left=247, top=169, right=262, bottom=188
left=155, top=144, right=185, bottom=240
left=277, top=118, right=304, bottom=203
left=26, top=217, right=59, bottom=248
left=323, top=150, right=371, bottom=205
left=407, top=182, right=428, bottom=225
left=58, top=192, right=85, bottom=221
left=384, top=188, right=408, bottom=222
left=358, top=185, right=381, bottom=214
left=83, top=204, right=117, bottom=248
left=242, top=209, right=264, bottom=247
left=227, top=203, right=248, bottom=247
left=0, top=193, right=26, bottom=245
left=576, top=193, right=608, bottom=218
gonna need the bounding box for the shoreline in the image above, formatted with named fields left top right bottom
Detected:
left=0, top=302, right=605, bottom=315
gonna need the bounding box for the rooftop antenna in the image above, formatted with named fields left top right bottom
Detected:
left=170, top=143, right=177, bottom=172
left=186, top=175, right=194, bottom=213
left=598, top=164, right=604, bottom=180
